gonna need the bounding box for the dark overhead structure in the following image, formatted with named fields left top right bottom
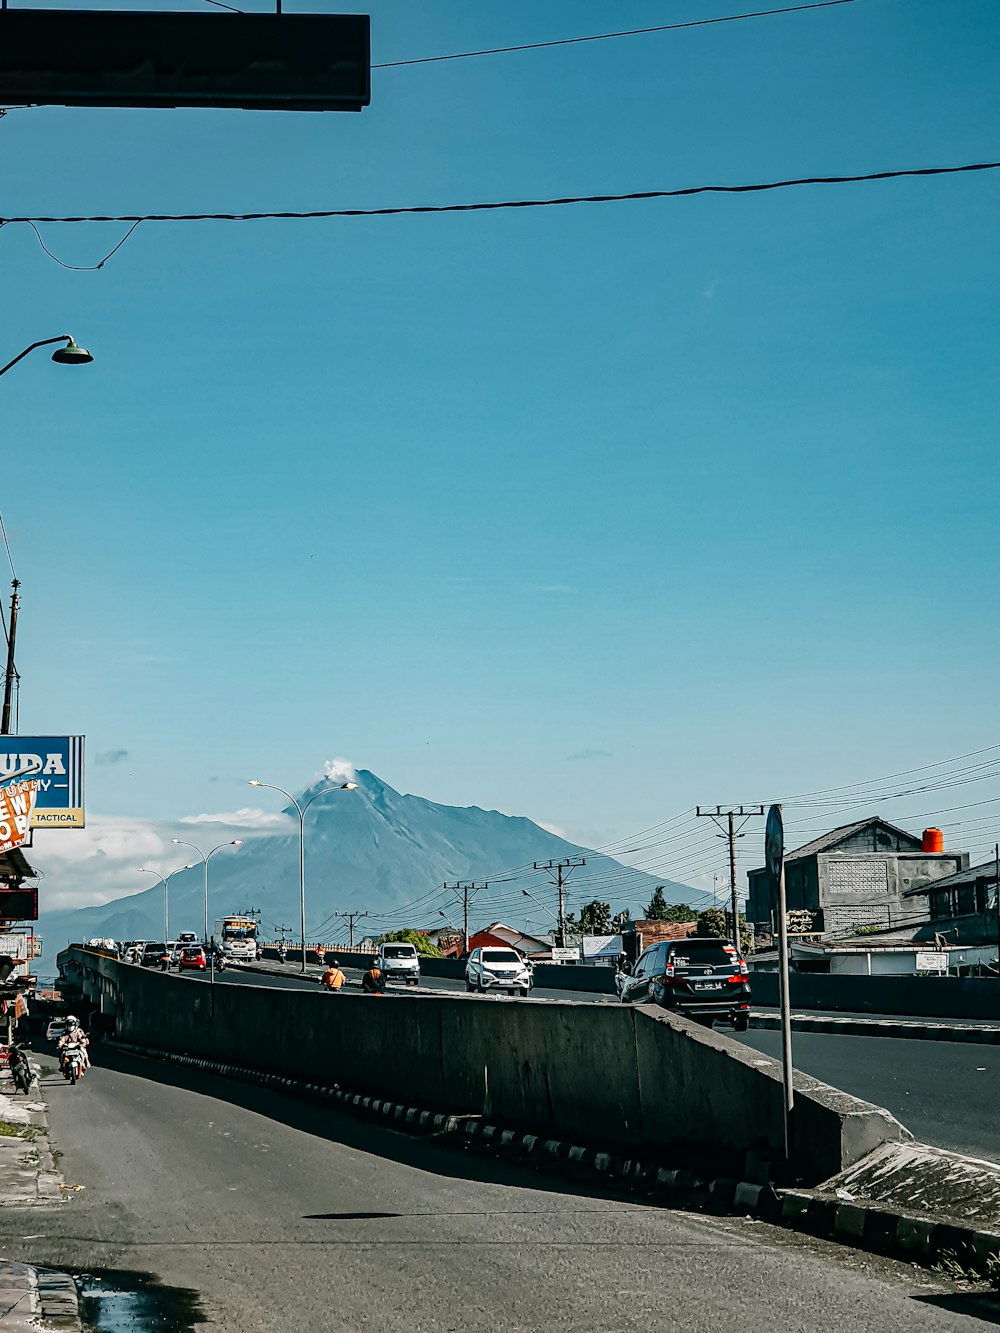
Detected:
left=0, top=9, right=371, bottom=112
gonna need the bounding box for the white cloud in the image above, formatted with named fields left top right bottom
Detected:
left=537, top=821, right=569, bottom=839
left=180, top=807, right=294, bottom=830
left=703, top=279, right=720, bottom=301
left=322, top=757, right=357, bottom=785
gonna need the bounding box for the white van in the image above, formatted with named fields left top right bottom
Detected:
left=376, top=943, right=420, bottom=986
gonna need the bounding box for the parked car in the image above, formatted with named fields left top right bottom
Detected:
left=465, top=946, right=533, bottom=996
left=618, top=936, right=751, bottom=1030
left=140, top=942, right=167, bottom=967
left=376, top=943, right=421, bottom=986
left=177, top=945, right=208, bottom=972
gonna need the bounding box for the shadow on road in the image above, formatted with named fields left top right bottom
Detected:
left=77, top=1267, right=205, bottom=1330
left=94, top=1044, right=650, bottom=1206
left=912, top=1291, right=1000, bottom=1325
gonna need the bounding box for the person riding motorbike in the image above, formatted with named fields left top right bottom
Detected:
left=320, top=960, right=346, bottom=992
left=361, top=960, right=385, bottom=994
left=58, top=1017, right=91, bottom=1070
left=314, top=945, right=327, bottom=966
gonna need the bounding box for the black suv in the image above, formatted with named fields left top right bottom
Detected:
left=618, top=936, right=751, bottom=1030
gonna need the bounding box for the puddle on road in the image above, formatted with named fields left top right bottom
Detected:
left=77, top=1269, right=205, bottom=1331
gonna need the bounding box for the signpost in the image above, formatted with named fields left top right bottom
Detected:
left=915, top=950, right=947, bottom=973
left=0, top=780, right=37, bottom=854
left=0, top=10, right=371, bottom=113
left=550, top=946, right=581, bottom=964
left=766, top=803, right=795, bottom=1166
left=0, top=738, right=84, bottom=828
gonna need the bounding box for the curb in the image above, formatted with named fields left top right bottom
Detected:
left=33, top=1267, right=82, bottom=1330
left=111, top=1038, right=1000, bottom=1281
left=750, top=1013, right=1000, bottom=1044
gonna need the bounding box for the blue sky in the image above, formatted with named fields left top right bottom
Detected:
left=4, top=0, right=1000, bottom=909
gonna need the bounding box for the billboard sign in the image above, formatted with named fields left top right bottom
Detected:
left=0, top=780, right=38, bottom=853
left=0, top=737, right=84, bottom=828
left=915, top=951, right=948, bottom=972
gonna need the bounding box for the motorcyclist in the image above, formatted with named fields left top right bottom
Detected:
left=320, top=960, right=346, bottom=992
left=361, top=960, right=385, bottom=994
left=58, top=1016, right=91, bottom=1070
left=314, top=945, right=327, bottom=967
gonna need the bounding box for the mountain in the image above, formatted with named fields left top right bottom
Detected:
left=37, top=769, right=696, bottom=973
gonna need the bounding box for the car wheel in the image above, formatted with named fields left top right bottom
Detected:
left=465, top=981, right=473, bottom=992
left=477, top=980, right=485, bottom=994
left=520, top=987, right=529, bottom=997
left=733, top=1013, right=749, bottom=1032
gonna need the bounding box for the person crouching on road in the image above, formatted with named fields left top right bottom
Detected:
left=361, top=960, right=385, bottom=994
left=321, top=960, right=346, bottom=992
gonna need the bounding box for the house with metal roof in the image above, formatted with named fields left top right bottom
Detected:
left=746, top=816, right=967, bottom=938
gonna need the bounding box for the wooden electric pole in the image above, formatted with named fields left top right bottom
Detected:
left=443, top=882, right=487, bottom=954
left=1, top=579, right=20, bottom=736
left=696, top=805, right=765, bottom=950
left=533, top=858, right=586, bottom=948
left=334, top=909, right=368, bottom=949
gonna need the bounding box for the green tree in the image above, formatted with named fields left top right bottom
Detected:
left=696, top=908, right=752, bottom=953
left=578, top=900, right=612, bottom=935
left=611, top=908, right=631, bottom=933
left=697, top=907, right=728, bottom=938
left=376, top=929, right=443, bottom=958
left=662, top=902, right=699, bottom=924
left=644, top=886, right=670, bottom=920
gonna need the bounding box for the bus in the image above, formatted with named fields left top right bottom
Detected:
left=215, top=915, right=259, bottom=961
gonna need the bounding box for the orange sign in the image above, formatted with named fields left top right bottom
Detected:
left=0, top=780, right=39, bottom=854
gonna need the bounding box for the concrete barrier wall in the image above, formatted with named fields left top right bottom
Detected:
left=751, top=971, right=1000, bottom=1020
left=62, top=948, right=908, bottom=1183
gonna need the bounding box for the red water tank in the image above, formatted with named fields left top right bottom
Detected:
left=922, top=827, right=944, bottom=853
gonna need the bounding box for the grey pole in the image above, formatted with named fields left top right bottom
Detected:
left=777, top=851, right=795, bottom=1165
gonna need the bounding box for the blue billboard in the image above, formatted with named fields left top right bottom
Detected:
left=0, top=736, right=85, bottom=828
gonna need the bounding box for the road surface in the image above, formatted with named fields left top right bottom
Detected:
left=736, top=1027, right=1000, bottom=1162
left=0, top=1047, right=991, bottom=1332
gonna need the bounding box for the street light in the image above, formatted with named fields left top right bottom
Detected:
left=0, top=334, right=94, bottom=378
left=170, top=838, right=243, bottom=944
left=248, top=778, right=358, bottom=974
left=137, top=864, right=192, bottom=942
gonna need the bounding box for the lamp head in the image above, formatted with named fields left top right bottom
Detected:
left=231, top=840, right=243, bottom=847
left=343, top=782, right=359, bottom=790
left=170, top=838, right=181, bottom=845
left=249, top=780, right=263, bottom=787
left=51, top=337, right=93, bottom=366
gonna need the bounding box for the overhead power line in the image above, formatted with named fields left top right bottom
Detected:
left=6, top=160, right=997, bottom=231
left=373, top=2, right=860, bottom=69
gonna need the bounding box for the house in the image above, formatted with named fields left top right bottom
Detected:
left=746, top=817, right=967, bottom=937
left=465, top=922, right=553, bottom=958
left=900, top=858, right=999, bottom=951
left=619, top=918, right=697, bottom=966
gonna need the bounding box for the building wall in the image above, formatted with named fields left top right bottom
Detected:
left=817, top=852, right=963, bottom=934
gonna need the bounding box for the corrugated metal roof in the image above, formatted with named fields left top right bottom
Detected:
left=784, top=817, right=921, bottom=862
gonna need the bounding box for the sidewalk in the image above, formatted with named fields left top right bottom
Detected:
left=0, top=1055, right=81, bottom=1330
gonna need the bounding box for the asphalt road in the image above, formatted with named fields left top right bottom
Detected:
left=209, top=959, right=615, bottom=1004
left=736, top=1027, right=1000, bottom=1163
left=4, top=1047, right=992, bottom=1333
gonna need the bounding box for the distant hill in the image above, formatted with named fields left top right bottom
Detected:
left=38, top=769, right=696, bottom=973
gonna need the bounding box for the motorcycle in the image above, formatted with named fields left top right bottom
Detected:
left=276, top=947, right=286, bottom=965
left=8, top=1047, right=32, bottom=1095
left=62, top=1042, right=85, bottom=1085
left=214, top=950, right=227, bottom=972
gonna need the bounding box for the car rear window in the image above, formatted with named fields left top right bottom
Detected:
left=482, top=950, right=521, bottom=965
left=667, top=941, right=735, bottom=967
left=382, top=945, right=415, bottom=958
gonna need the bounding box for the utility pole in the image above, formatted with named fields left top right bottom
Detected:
left=533, top=858, right=585, bottom=948
left=696, top=805, right=765, bottom=950
left=1, top=579, right=20, bottom=736
left=443, top=883, right=487, bottom=954
left=334, top=909, right=368, bottom=949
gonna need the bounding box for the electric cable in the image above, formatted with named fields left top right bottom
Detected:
left=372, top=2, right=860, bottom=70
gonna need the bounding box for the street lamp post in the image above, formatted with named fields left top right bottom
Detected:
left=170, top=839, right=243, bottom=945
left=137, top=864, right=192, bottom=942
left=248, top=778, right=358, bottom=974
left=0, top=334, right=94, bottom=379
